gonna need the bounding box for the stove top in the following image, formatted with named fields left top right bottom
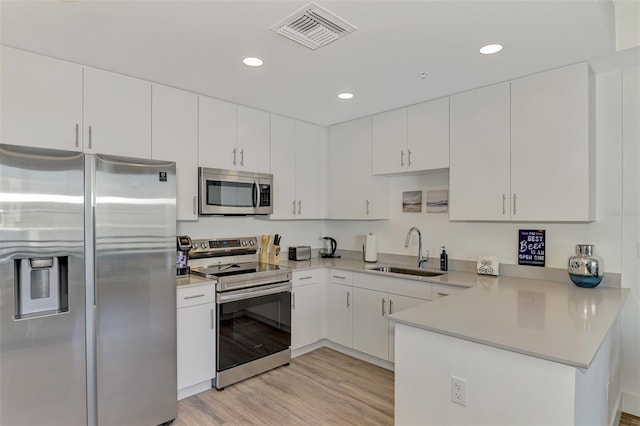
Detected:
left=190, top=262, right=291, bottom=292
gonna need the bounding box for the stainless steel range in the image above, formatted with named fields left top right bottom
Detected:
left=189, top=236, right=292, bottom=390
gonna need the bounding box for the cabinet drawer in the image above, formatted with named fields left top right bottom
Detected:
left=329, top=269, right=353, bottom=284
left=293, top=269, right=322, bottom=287
left=431, top=284, right=465, bottom=300
left=177, top=284, right=216, bottom=308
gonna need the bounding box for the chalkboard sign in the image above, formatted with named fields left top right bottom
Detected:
left=518, top=229, right=545, bottom=267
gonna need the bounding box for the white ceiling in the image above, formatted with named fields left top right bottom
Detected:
left=0, top=0, right=617, bottom=126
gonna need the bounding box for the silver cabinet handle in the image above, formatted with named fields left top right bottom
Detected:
left=346, top=291, right=351, bottom=308
left=437, top=292, right=450, bottom=297
left=297, top=200, right=301, bottom=215
left=232, top=148, right=237, bottom=165
left=298, top=276, right=313, bottom=280
left=332, top=275, right=346, bottom=280
left=292, top=200, right=297, bottom=215
left=513, top=193, right=517, bottom=215
left=184, top=294, right=205, bottom=300
left=366, top=200, right=371, bottom=216
left=400, top=150, right=405, bottom=167
left=210, top=309, right=214, bottom=330
left=292, top=292, right=296, bottom=310
left=502, top=194, right=507, bottom=215
left=381, top=298, right=386, bottom=316
left=75, top=123, right=79, bottom=147
left=240, top=149, right=244, bottom=166
left=389, top=299, right=394, bottom=314
left=193, top=196, right=197, bottom=215
left=88, top=125, right=93, bottom=149
left=407, top=149, right=412, bottom=167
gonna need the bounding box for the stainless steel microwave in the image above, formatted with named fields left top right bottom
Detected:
left=198, top=167, right=273, bottom=215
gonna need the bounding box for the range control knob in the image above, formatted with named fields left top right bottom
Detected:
left=201, top=242, right=207, bottom=249
left=241, top=240, right=247, bottom=246
left=249, top=240, right=255, bottom=246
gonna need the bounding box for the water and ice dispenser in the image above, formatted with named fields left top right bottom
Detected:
left=14, top=256, right=69, bottom=319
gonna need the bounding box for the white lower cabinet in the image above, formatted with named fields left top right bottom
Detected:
left=387, top=294, right=427, bottom=362
left=352, top=287, right=389, bottom=360
left=291, top=270, right=322, bottom=350
left=327, top=282, right=353, bottom=348
left=176, top=284, right=216, bottom=399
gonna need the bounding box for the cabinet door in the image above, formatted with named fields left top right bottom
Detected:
left=388, top=294, right=427, bottom=363
left=198, top=96, right=237, bottom=169
left=295, top=121, right=327, bottom=219
left=83, top=68, right=151, bottom=158
left=328, top=117, right=388, bottom=219
left=1, top=46, right=83, bottom=151
left=237, top=106, right=270, bottom=173
left=270, top=115, right=297, bottom=219
left=177, top=302, right=215, bottom=390
left=327, top=283, right=353, bottom=348
left=407, top=97, right=449, bottom=171
left=291, top=284, right=320, bottom=350
left=511, top=63, right=594, bottom=221
left=352, top=288, right=389, bottom=360
left=372, top=108, right=407, bottom=174
left=152, top=85, right=198, bottom=220
left=449, top=82, right=511, bottom=221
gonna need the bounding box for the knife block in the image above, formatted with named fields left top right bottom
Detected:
left=269, top=245, right=280, bottom=265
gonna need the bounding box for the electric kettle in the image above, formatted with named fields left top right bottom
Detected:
left=320, top=237, right=339, bottom=258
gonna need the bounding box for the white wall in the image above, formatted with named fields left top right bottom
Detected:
left=621, top=66, right=640, bottom=415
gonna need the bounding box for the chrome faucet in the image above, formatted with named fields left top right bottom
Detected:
left=404, top=227, right=428, bottom=268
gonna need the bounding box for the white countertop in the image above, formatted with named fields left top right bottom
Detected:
left=390, top=276, right=628, bottom=368
left=177, top=256, right=629, bottom=368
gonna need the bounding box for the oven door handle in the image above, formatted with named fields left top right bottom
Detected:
left=217, top=282, right=292, bottom=303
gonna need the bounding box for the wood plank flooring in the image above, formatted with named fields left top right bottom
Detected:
left=175, top=347, right=393, bottom=425
left=175, top=346, right=639, bottom=426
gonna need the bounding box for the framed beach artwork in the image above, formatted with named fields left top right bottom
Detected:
left=426, top=190, right=448, bottom=213
left=402, top=191, right=422, bottom=213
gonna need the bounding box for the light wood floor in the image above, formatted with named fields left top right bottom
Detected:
left=175, top=347, right=394, bottom=425
left=175, top=347, right=640, bottom=426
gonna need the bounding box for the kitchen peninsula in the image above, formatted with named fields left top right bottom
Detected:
left=389, top=277, right=629, bottom=426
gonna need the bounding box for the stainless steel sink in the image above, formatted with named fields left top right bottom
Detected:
left=368, top=266, right=445, bottom=277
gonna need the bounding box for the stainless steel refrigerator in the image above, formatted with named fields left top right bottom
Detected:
left=0, top=144, right=177, bottom=426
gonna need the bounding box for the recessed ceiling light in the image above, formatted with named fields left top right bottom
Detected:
left=479, top=43, right=503, bottom=55
left=242, top=57, right=263, bottom=67
left=338, top=92, right=354, bottom=100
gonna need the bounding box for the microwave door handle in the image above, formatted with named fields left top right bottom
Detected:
left=253, top=180, right=260, bottom=208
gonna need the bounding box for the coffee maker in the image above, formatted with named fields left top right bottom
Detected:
left=176, top=235, right=193, bottom=276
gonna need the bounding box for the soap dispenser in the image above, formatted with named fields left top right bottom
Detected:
left=440, top=246, right=448, bottom=271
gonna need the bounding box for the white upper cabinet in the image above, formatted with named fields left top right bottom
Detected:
left=449, top=82, right=511, bottom=221
left=328, top=117, right=390, bottom=219
left=407, top=97, right=449, bottom=171
left=152, top=84, right=199, bottom=221
left=294, top=121, right=327, bottom=219
left=450, top=63, right=594, bottom=222
left=372, top=108, right=408, bottom=174
left=198, top=98, right=270, bottom=173
left=510, top=63, right=594, bottom=222
left=372, top=97, right=449, bottom=175
left=237, top=106, right=270, bottom=174
left=198, top=96, right=237, bottom=169
left=270, top=115, right=327, bottom=219
left=1, top=46, right=83, bottom=151
left=83, top=68, right=152, bottom=158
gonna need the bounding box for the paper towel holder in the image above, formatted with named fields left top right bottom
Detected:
left=363, top=232, right=378, bottom=263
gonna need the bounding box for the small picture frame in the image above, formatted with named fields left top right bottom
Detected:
left=402, top=191, right=422, bottom=213
left=426, top=190, right=448, bottom=213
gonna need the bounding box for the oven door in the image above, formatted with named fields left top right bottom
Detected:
left=216, top=282, right=291, bottom=373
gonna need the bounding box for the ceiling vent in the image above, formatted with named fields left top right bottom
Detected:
left=270, top=2, right=358, bottom=50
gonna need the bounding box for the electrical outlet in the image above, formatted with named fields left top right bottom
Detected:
left=451, top=376, right=467, bottom=407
